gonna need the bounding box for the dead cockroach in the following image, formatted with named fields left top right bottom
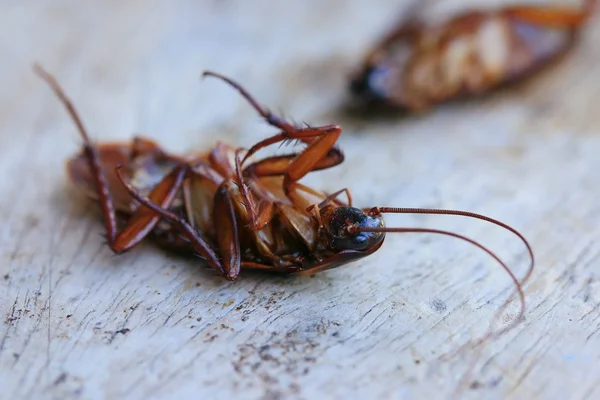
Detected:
left=349, top=0, right=596, bottom=111
left=35, top=64, right=533, bottom=334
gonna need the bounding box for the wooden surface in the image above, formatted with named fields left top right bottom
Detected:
left=2, top=1, right=600, bottom=399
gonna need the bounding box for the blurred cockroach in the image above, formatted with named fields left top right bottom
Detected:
left=35, top=65, right=533, bottom=333
left=349, top=0, right=596, bottom=111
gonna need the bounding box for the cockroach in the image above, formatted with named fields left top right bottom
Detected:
left=349, top=0, right=596, bottom=111
left=35, top=64, right=533, bottom=334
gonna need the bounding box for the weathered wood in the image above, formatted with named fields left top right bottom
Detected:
left=1, top=1, right=599, bottom=399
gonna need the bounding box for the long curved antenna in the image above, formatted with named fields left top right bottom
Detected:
left=357, top=207, right=535, bottom=396
left=366, top=207, right=534, bottom=285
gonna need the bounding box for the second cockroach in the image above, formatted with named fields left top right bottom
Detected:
left=349, top=0, right=596, bottom=111
left=36, top=65, right=533, bottom=335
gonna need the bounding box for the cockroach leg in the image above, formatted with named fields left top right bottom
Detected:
left=182, top=178, right=195, bottom=230
left=114, top=167, right=237, bottom=279
left=34, top=64, right=189, bottom=254
left=113, top=164, right=189, bottom=252
left=318, top=188, right=353, bottom=208
left=34, top=64, right=118, bottom=241
left=294, top=182, right=342, bottom=205
left=306, top=204, right=325, bottom=228
left=230, top=148, right=276, bottom=231
left=233, top=148, right=260, bottom=226
left=201, top=69, right=343, bottom=167
left=279, top=128, right=341, bottom=192
left=201, top=72, right=346, bottom=229
left=212, top=183, right=242, bottom=279
left=187, top=163, right=249, bottom=279
left=236, top=125, right=344, bottom=225
left=202, top=70, right=297, bottom=134
left=241, top=126, right=342, bottom=183
left=241, top=125, right=342, bottom=166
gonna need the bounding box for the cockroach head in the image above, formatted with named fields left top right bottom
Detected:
left=348, top=64, right=406, bottom=111
left=349, top=65, right=388, bottom=103
left=327, top=207, right=385, bottom=252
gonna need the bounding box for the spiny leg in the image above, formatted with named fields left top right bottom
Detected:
left=212, top=182, right=242, bottom=279
left=242, top=147, right=346, bottom=193
left=280, top=126, right=342, bottom=191
left=240, top=126, right=344, bottom=229
left=201, top=70, right=344, bottom=180
left=35, top=64, right=187, bottom=254
left=201, top=70, right=345, bottom=229
left=306, top=187, right=353, bottom=229
left=240, top=127, right=343, bottom=185
left=202, top=70, right=297, bottom=134
left=216, top=114, right=344, bottom=229
left=115, top=167, right=237, bottom=279
left=185, top=164, right=245, bottom=279
left=241, top=125, right=342, bottom=165
left=232, top=148, right=275, bottom=231
left=318, top=188, right=353, bottom=209
left=201, top=70, right=342, bottom=164
left=114, top=165, right=189, bottom=252
left=35, top=64, right=119, bottom=241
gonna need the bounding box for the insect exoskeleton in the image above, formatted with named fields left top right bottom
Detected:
left=349, top=0, right=596, bottom=111
left=35, top=65, right=533, bottom=333
left=35, top=63, right=537, bottom=356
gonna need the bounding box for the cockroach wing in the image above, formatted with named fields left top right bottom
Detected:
left=68, top=144, right=136, bottom=212
left=68, top=142, right=181, bottom=213
left=187, top=169, right=221, bottom=236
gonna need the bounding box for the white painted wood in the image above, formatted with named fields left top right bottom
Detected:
left=1, top=1, right=599, bottom=399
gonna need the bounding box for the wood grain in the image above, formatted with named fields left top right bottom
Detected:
left=1, top=1, right=600, bottom=399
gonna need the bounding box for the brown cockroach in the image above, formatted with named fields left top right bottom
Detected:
left=349, top=0, right=596, bottom=111
left=35, top=64, right=533, bottom=334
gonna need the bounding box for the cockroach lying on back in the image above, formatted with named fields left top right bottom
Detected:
left=349, top=0, right=596, bottom=111
left=35, top=65, right=533, bottom=333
